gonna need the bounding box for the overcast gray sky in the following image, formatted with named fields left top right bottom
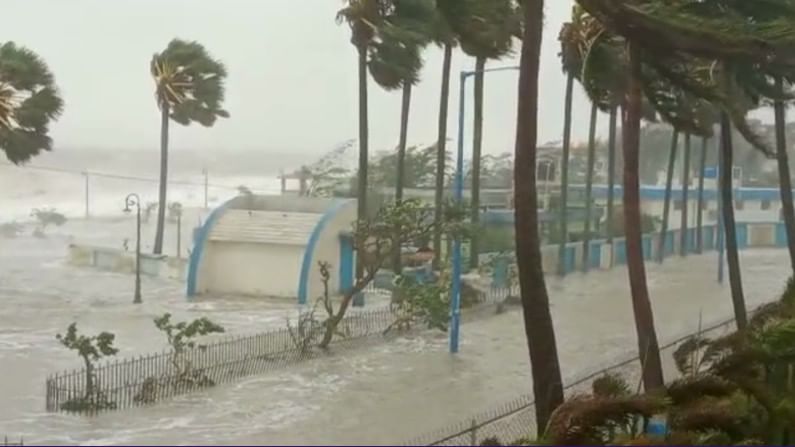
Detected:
left=6, top=0, right=603, bottom=157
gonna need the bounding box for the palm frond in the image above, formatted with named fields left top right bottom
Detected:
left=153, top=39, right=229, bottom=127
left=0, top=41, right=63, bottom=165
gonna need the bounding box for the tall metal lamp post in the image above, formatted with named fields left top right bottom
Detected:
left=124, top=193, right=142, bottom=304
left=450, top=65, right=520, bottom=354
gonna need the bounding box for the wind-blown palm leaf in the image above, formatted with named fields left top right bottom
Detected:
left=575, top=0, right=795, bottom=67
left=0, top=42, right=63, bottom=165
left=151, top=39, right=229, bottom=127
left=451, top=0, right=517, bottom=60
left=366, top=0, right=435, bottom=90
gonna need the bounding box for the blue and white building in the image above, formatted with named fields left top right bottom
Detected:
left=186, top=195, right=358, bottom=303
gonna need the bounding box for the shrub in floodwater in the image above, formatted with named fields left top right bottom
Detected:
left=314, top=199, right=467, bottom=349
left=30, top=208, right=66, bottom=237
left=55, top=323, right=119, bottom=412
left=154, top=313, right=224, bottom=388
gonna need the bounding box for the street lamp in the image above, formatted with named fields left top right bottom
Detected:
left=124, top=193, right=142, bottom=304
left=450, top=65, right=520, bottom=354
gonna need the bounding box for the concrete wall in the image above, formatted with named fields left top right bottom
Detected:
left=202, top=241, right=302, bottom=297
left=68, top=244, right=187, bottom=281
left=483, top=221, right=787, bottom=282
left=526, top=221, right=788, bottom=276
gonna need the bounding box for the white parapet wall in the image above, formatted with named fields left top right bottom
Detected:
left=68, top=244, right=188, bottom=281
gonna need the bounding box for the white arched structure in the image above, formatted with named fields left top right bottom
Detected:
left=186, top=195, right=357, bottom=303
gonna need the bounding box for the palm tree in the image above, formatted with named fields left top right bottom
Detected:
left=567, top=8, right=721, bottom=392
left=774, top=76, right=795, bottom=272
left=719, top=108, right=748, bottom=330
left=337, top=0, right=384, bottom=251
left=0, top=42, right=63, bottom=165
left=558, top=7, right=592, bottom=274
left=657, top=130, right=678, bottom=263
left=623, top=42, right=665, bottom=390
left=605, top=106, right=618, bottom=248
left=455, top=0, right=518, bottom=270
left=430, top=2, right=456, bottom=270
left=582, top=102, right=598, bottom=271
left=695, top=136, right=709, bottom=253
left=365, top=0, right=435, bottom=272
left=557, top=73, right=574, bottom=275
left=573, top=0, right=793, bottom=334
left=514, top=0, right=564, bottom=434
left=151, top=39, right=228, bottom=255
left=679, top=132, right=691, bottom=256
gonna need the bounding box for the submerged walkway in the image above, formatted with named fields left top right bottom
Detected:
left=1, top=217, right=787, bottom=445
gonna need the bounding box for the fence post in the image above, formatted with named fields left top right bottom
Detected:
left=469, top=419, right=477, bottom=446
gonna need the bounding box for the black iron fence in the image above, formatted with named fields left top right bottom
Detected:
left=45, top=307, right=397, bottom=414
left=45, top=285, right=516, bottom=415
left=403, top=313, right=743, bottom=446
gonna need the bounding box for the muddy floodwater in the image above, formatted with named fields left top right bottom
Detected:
left=0, top=217, right=790, bottom=445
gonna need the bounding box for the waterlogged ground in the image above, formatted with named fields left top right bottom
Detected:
left=0, top=217, right=791, bottom=445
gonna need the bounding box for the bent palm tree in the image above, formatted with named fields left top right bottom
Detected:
left=366, top=0, right=435, bottom=272
left=563, top=6, right=727, bottom=391
left=514, top=0, right=565, bottom=433
left=453, top=0, right=519, bottom=270
left=658, top=130, right=679, bottom=263
left=774, top=76, right=795, bottom=272
left=0, top=42, right=63, bottom=165
left=151, top=39, right=228, bottom=254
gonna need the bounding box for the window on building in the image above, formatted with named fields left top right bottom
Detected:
left=701, top=201, right=708, bottom=210
left=761, top=199, right=772, bottom=210
left=735, top=200, right=745, bottom=210
left=674, top=200, right=683, bottom=211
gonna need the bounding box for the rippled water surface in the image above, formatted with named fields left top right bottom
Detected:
left=0, top=217, right=790, bottom=445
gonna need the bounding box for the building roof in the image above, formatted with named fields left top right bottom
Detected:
left=209, top=209, right=320, bottom=246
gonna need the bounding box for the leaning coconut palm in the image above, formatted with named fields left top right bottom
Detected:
left=339, top=0, right=435, bottom=274
left=559, top=7, right=603, bottom=272
left=151, top=39, right=228, bottom=255
left=774, top=76, right=795, bottom=272
left=568, top=7, right=726, bottom=391
left=430, top=0, right=474, bottom=269
left=337, top=0, right=386, bottom=243
left=576, top=0, right=795, bottom=335
left=514, top=0, right=565, bottom=434
left=0, top=42, right=63, bottom=165
left=450, top=0, right=520, bottom=270
left=366, top=0, right=436, bottom=273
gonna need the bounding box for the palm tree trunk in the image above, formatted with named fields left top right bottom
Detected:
left=582, top=102, right=598, bottom=271
left=433, top=43, right=453, bottom=270
left=657, top=130, right=678, bottom=263
left=623, top=42, right=664, bottom=392
left=720, top=112, right=748, bottom=330
left=696, top=137, right=708, bottom=254
left=393, top=82, right=412, bottom=274
left=469, top=56, right=486, bottom=271
left=606, top=106, right=618, bottom=246
left=775, top=76, right=795, bottom=272
left=153, top=105, right=170, bottom=255
left=680, top=133, right=691, bottom=256
left=356, top=44, right=369, bottom=283
left=515, top=0, right=564, bottom=433
left=557, top=73, right=574, bottom=275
